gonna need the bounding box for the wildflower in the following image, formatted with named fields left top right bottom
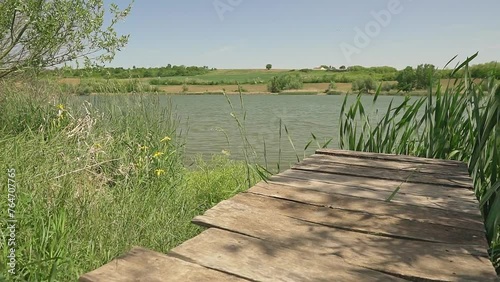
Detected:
left=94, top=143, right=102, bottom=149
left=139, top=145, right=149, bottom=151
left=155, top=169, right=165, bottom=176
left=57, top=104, right=65, bottom=110
left=222, top=149, right=231, bottom=156
left=153, top=151, right=164, bottom=158
left=161, top=136, right=171, bottom=142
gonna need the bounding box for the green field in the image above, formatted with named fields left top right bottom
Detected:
left=146, top=69, right=394, bottom=85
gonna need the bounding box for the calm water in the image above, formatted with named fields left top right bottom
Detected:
left=167, top=95, right=408, bottom=166
left=80, top=94, right=409, bottom=166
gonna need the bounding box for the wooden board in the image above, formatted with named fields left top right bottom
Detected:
left=316, top=148, right=467, bottom=168
left=277, top=169, right=475, bottom=198
left=229, top=192, right=486, bottom=244
left=271, top=171, right=480, bottom=214
left=294, top=158, right=473, bottom=188
left=79, top=247, right=245, bottom=282
left=249, top=181, right=485, bottom=231
left=305, top=153, right=471, bottom=177
left=192, top=198, right=497, bottom=281
left=170, top=228, right=407, bottom=282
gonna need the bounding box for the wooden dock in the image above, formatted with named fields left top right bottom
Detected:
left=80, top=149, right=497, bottom=281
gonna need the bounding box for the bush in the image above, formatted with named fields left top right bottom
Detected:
left=352, top=78, right=377, bottom=93
left=267, top=74, right=303, bottom=93
left=381, top=82, right=393, bottom=92
left=325, top=81, right=337, bottom=93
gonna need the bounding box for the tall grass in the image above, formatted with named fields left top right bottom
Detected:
left=339, top=54, right=500, bottom=271
left=61, top=78, right=162, bottom=95
left=0, top=81, right=252, bottom=281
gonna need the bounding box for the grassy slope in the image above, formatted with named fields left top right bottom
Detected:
left=0, top=82, right=255, bottom=281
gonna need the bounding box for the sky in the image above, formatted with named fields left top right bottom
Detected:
left=105, top=0, right=500, bottom=70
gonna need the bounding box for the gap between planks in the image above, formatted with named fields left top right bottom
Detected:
left=191, top=195, right=496, bottom=281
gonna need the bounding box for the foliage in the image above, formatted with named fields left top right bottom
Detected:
left=415, top=64, right=438, bottom=90
left=60, top=79, right=161, bottom=94
left=352, top=77, right=377, bottom=93
left=267, top=74, right=303, bottom=93
left=0, top=0, right=131, bottom=78
left=339, top=55, right=500, bottom=271
left=0, top=82, right=252, bottom=280
left=470, top=62, right=500, bottom=79
left=396, top=66, right=416, bottom=92
left=58, top=65, right=211, bottom=79
left=266, top=64, right=272, bottom=70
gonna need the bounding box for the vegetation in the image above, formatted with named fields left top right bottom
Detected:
left=60, top=79, right=162, bottom=95
left=60, top=65, right=212, bottom=79
left=0, top=82, right=253, bottom=281
left=396, top=66, right=417, bottom=92
left=0, top=0, right=131, bottom=78
left=266, top=64, right=272, bottom=70
left=339, top=54, right=500, bottom=271
left=352, top=77, right=377, bottom=93
left=267, top=74, right=303, bottom=93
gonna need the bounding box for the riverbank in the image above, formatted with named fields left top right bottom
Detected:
left=0, top=82, right=258, bottom=281
left=60, top=78, right=432, bottom=96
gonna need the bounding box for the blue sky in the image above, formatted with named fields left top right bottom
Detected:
left=106, top=0, right=500, bottom=70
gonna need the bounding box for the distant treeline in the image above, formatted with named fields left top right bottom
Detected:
left=57, top=64, right=213, bottom=78
left=52, top=62, right=498, bottom=81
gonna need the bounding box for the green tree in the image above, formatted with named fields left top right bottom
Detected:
left=266, top=64, right=272, bottom=70
left=396, top=66, right=416, bottom=92
left=0, top=0, right=132, bottom=78
left=415, top=64, right=436, bottom=90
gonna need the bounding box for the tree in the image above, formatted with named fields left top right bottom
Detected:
left=396, top=66, right=416, bottom=92
left=415, top=64, right=436, bottom=90
left=266, top=64, right=272, bottom=70
left=0, top=0, right=132, bottom=78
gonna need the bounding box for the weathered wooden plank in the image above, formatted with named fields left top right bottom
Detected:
left=316, top=149, right=467, bottom=168
left=192, top=200, right=497, bottom=281
left=249, top=181, right=484, bottom=231
left=273, top=171, right=480, bottom=214
left=169, top=228, right=407, bottom=282
left=79, top=247, right=244, bottom=282
left=294, top=158, right=473, bottom=189
left=230, top=192, right=485, bottom=244
left=278, top=168, right=477, bottom=202
left=305, top=153, right=471, bottom=177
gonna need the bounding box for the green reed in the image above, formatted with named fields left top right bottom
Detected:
left=339, top=54, right=500, bottom=271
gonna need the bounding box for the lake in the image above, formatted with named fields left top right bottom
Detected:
left=81, top=94, right=410, bottom=167
left=168, top=94, right=407, bottom=167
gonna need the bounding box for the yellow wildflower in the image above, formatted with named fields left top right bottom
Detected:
left=155, top=169, right=165, bottom=176
left=57, top=104, right=65, bottom=110
left=161, top=136, right=172, bottom=142
left=153, top=151, right=164, bottom=158
left=94, top=143, right=102, bottom=149
left=139, top=145, right=149, bottom=151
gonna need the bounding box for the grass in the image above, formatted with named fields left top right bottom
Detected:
left=60, top=78, right=162, bottom=94
left=339, top=54, right=500, bottom=272
left=0, top=81, right=253, bottom=281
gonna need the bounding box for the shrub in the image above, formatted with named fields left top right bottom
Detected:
left=267, top=74, right=303, bottom=93
left=381, top=82, right=393, bottom=92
